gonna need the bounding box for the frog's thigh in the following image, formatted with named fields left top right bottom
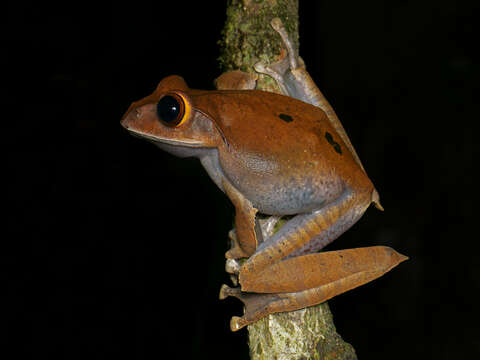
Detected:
left=239, top=189, right=371, bottom=283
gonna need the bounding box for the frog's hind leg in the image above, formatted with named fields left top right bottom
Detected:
left=241, top=188, right=368, bottom=277
left=238, top=187, right=384, bottom=292
left=221, top=188, right=406, bottom=330
left=222, top=246, right=407, bottom=331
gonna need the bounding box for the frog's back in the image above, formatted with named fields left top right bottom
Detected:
left=190, top=90, right=372, bottom=215
left=191, top=89, right=359, bottom=169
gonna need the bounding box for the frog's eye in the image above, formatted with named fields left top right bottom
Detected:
left=156, top=93, right=190, bottom=127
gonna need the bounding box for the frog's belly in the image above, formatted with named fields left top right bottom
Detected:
left=212, top=149, right=345, bottom=215
left=235, top=174, right=344, bottom=215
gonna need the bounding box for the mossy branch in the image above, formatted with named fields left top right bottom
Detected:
left=218, top=0, right=299, bottom=93
left=218, top=1, right=358, bottom=359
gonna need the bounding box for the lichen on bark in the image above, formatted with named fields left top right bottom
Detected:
left=249, top=303, right=357, bottom=360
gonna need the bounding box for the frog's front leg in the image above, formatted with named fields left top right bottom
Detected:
left=222, top=179, right=262, bottom=259
left=225, top=215, right=282, bottom=286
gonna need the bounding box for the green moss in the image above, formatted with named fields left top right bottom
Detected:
left=218, top=0, right=299, bottom=90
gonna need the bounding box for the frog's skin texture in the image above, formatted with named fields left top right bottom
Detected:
left=121, top=18, right=407, bottom=331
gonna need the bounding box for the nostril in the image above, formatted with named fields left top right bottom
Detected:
left=135, top=108, right=142, bottom=118
left=120, top=114, right=130, bottom=128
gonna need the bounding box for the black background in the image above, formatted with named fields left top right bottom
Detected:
left=5, top=1, right=478, bottom=359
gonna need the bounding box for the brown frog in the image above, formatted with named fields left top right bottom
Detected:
left=121, top=18, right=407, bottom=331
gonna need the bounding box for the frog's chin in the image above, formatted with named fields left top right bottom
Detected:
left=153, top=141, right=212, bottom=158
left=126, top=128, right=204, bottom=147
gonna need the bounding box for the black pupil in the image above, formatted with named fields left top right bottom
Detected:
left=157, top=95, right=181, bottom=124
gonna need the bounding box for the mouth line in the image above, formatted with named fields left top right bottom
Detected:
left=124, top=128, right=205, bottom=147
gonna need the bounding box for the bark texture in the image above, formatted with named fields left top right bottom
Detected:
left=218, top=1, right=358, bottom=359
left=248, top=303, right=357, bottom=360
left=218, top=0, right=299, bottom=94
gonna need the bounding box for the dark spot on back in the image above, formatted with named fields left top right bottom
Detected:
left=325, top=131, right=342, bottom=155
left=279, top=113, right=293, bottom=123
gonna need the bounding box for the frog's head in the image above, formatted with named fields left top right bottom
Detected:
left=121, top=75, right=221, bottom=158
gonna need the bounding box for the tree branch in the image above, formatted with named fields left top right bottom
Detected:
left=218, top=1, right=358, bottom=359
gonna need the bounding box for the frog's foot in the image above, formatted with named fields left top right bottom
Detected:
left=254, top=18, right=306, bottom=96
left=254, top=52, right=290, bottom=95
left=225, top=229, right=244, bottom=285
left=219, top=284, right=286, bottom=331
left=270, top=17, right=301, bottom=70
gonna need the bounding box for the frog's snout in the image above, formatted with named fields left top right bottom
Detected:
left=121, top=106, right=143, bottom=129
left=120, top=106, right=133, bottom=129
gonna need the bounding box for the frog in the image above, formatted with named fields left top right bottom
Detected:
left=121, top=18, right=407, bottom=331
